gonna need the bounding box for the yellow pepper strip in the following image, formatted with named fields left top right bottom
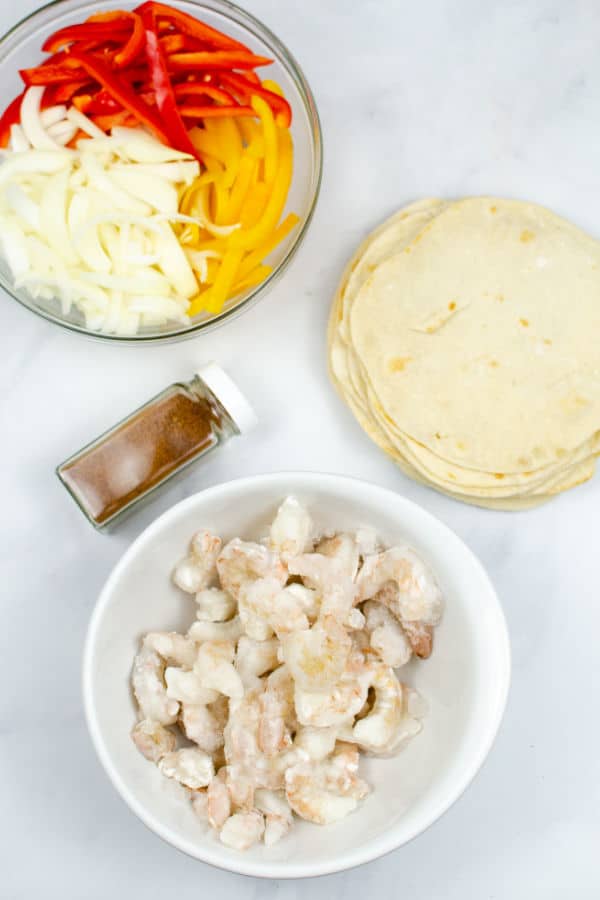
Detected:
left=237, top=117, right=260, bottom=147
left=251, top=95, right=278, bottom=185
left=233, top=126, right=293, bottom=251
left=211, top=116, right=243, bottom=189
left=189, top=126, right=223, bottom=162
left=237, top=212, right=300, bottom=279
left=192, top=238, right=227, bottom=254
left=201, top=247, right=244, bottom=314
left=224, top=155, right=256, bottom=224
left=187, top=286, right=213, bottom=317
left=260, top=79, right=284, bottom=97
left=240, top=181, right=268, bottom=229
left=233, top=263, right=272, bottom=293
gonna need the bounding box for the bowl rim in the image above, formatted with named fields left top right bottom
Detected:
left=0, top=0, right=323, bottom=343
left=82, top=471, right=511, bottom=878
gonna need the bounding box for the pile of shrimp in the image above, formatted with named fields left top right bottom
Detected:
left=130, top=497, right=443, bottom=850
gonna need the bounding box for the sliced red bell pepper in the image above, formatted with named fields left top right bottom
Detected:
left=139, top=7, right=199, bottom=157
left=0, top=92, right=24, bottom=148
left=42, top=22, right=131, bottom=54
left=159, top=33, right=187, bottom=54
left=179, top=104, right=254, bottom=119
left=168, top=50, right=272, bottom=71
left=73, top=89, right=123, bottom=115
left=114, top=13, right=145, bottom=68
left=135, top=1, right=249, bottom=52
left=173, top=82, right=235, bottom=105
left=219, top=71, right=291, bottom=127
left=20, top=63, right=88, bottom=85
left=67, top=47, right=173, bottom=145
left=49, top=79, right=92, bottom=103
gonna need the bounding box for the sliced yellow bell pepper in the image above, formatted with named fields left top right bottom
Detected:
left=224, top=155, right=256, bottom=224
left=201, top=247, right=244, bottom=314
left=233, top=263, right=272, bottom=293
left=251, top=95, right=278, bottom=185
left=240, top=181, right=268, bottom=229
left=232, top=126, right=293, bottom=251
left=237, top=212, right=300, bottom=279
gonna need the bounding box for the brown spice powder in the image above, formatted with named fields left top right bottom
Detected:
left=60, top=389, right=217, bottom=524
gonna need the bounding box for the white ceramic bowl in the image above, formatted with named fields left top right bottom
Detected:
left=83, top=473, right=510, bottom=878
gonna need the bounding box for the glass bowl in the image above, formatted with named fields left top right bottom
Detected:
left=0, top=0, right=322, bottom=342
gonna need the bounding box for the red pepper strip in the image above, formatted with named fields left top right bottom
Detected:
left=114, top=13, right=146, bottom=68
left=0, top=92, right=24, bottom=148
left=220, top=71, right=291, bottom=127
left=50, top=79, right=92, bottom=102
left=67, top=47, right=173, bottom=145
left=87, top=10, right=134, bottom=24
left=168, top=50, right=272, bottom=71
left=139, top=7, right=199, bottom=157
left=42, top=22, right=131, bottom=54
left=135, top=1, right=249, bottom=52
left=159, top=33, right=187, bottom=53
left=118, top=65, right=148, bottom=83
left=73, top=90, right=123, bottom=115
left=20, top=64, right=88, bottom=85
left=174, top=82, right=236, bottom=105
left=92, top=110, right=139, bottom=130
left=243, top=70, right=261, bottom=85
left=179, top=104, right=255, bottom=118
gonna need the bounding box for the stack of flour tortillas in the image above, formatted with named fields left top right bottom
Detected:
left=328, top=197, right=600, bottom=509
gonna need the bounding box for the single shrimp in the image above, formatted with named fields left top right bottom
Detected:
left=315, top=532, right=361, bottom=581
left=285, top=743, right=369, bottom=825
left=357, top=546, right=442, bottom=625
left=132, top=644, right=179, bottom=725
left=293, top=726, right=339, bottom=762
left=293, top=647, right=373, bottom=728
left=257, top=688, right=292, bottom=758
left=362, top=600, right=412, bottom=668
left=158, top=747, right=214, bottom=789
left=207, top=768, right=231, bottom=829
left=193, top=640, right=244, bottom=699
left=165, top=667, right=219, bottom=706
left=344, top=666, right=422, bottom=755
left=217, top=539, right=286, bottom=600
left=180, top=702, right=225, bottom=754
left=219, top=810, right=265, bottom=850
left=188, top=616, right=244, bottom=644
left=173, top=529, right=222, bottom=593
left=144, top=632, right=198, bottom=668
left=195, top=587, right=237, bottom=622
left=269, top=496, right=314, bottom=559
left=280, top=614, right=351, bottom=692
left=190, top=789, right=209, bottom=821
left=131, top=719, right=176, bottom=763
left=287, top=551, right=357, bottom=623
left=235, top=636, right=280, bottom=689
left=254, top=789, right=293, bottom=846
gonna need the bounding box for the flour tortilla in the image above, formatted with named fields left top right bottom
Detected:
left=328, top=196, right=600, bottom=508
left=349, top=197, right=600, bottom=475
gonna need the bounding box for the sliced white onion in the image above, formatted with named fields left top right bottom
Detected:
left=9, top=124, right=30, bottom=152
left=20, top=87, right=62, bottom=151
left=109, top=168, right=178, bottom=215
left=40, top=105, right=68, bottom=128
left=4, top=182, right=40, bottom=230
left=47, top=120, right=78, bottom=146
left=66, top=107, right=106, bottom=140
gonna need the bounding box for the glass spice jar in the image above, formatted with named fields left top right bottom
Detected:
left=57, top=363, right=257, bottom=530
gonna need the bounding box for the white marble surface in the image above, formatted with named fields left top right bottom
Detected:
left=2, top=0, right=599, bottom=896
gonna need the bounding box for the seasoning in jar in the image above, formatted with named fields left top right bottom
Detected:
left=57, top=363, right=257, bottom=529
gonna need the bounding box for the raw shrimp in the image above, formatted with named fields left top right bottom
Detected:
left=188, top=616, right=244, bottom=643
left=180, top=702, right=225, bottom=754
left=195, top=587, right=236, bottom=622
left=173, top=529, right=222, bottom=593
left=238, top=578, right=311, bottom=639
left=132, top=644, right=179, bottom=725
left=219, top=810, right=265, bottom=850
left=344, top=667, right=422, bottom=755
left=269, top=496, right=314, bottom=559
left=235, top=636, right=280, bottom=689
left=165, top=667, right=218, bottom=705
left=217, top=539, right=286, bottom=600
left=357, top=546, right=442, bottom=625
left=281, top=615, right=351, bottom=692
left=285, top=742, right=369, bottom=825
left=287, top=551, right=357, bottom=622
left=131, top=719, right=176, bottom=762
left=254, top=789, right=293, bottom=846
left=294, top=646, right=373, bottom=728
left=362, top=600, right=412, bottom=668
left=207, top=769, right=231, bottom=829
left=293, top=726, right=339, bottom=762
left=190, top=789, right=209, bottom=821
left=158, top=747, right=214, bottom=789
left=315, top=532, right=360, bottom=581
left=144, top=632, right=198, bottom=668
left=194, top=640, right=244, bottom=698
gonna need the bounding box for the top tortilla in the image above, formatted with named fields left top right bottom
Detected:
left=349, top=197, right=600, bottom=474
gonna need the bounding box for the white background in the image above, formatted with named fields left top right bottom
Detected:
left=2, top=1, right=599, bottom=897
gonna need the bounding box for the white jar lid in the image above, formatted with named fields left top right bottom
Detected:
left=196, top=362, right=258, bottom=434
